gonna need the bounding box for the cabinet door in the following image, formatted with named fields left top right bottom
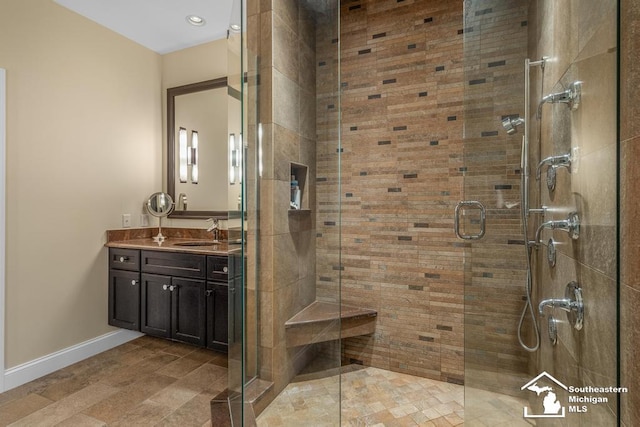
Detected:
left=141, top=273, right=171, bottom=338
left=108, top=269, right=140, bottom=330
left=206, top=282, right=228, bottom=352
left=172, top=277, right=206, bottom=346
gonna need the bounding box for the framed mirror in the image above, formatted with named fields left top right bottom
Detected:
left=167, top=77, right=230, bottom=219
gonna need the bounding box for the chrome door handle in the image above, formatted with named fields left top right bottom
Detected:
left=454, top=201, right=486, bottom=240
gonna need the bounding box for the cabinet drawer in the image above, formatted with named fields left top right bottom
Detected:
left=141, top=251, right=206, bottom=279
left=109, top=248, right=140, bottom=271
left=207, top=256, right=228, bottom=281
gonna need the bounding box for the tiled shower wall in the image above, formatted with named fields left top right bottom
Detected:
left=528, top=0, right=618, bottom=424
left=621, top=0, right=640, bottom=425
left=316, top=0, right=528, bottom=386
left=247, top=0, right=321, bottom=411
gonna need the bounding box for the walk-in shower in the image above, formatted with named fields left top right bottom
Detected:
left=232, top=0, right=620, bottom=425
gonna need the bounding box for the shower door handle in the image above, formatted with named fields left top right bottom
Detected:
left=454, top=201, right=486, bottom=240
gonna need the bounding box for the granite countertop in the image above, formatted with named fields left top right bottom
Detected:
left=105, top=227, right=231, bottom=255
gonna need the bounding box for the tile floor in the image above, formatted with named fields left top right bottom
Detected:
left=0, top=336, right=228, bottom=426
left=0, top=336, right=533, bottom=427
left=257, top=367, right=533, bottom=427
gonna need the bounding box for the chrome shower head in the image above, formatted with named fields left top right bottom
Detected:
left=501, top=116, right=525, bottom=135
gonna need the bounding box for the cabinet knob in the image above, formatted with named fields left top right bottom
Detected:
left=119, top=256, right=129, bottom=263
left=169, top=285, right=178, bottom=291
left=162, top=284, right=169, bottom=291
left=131, top=280, right=138, bottom=286
left=223, top=266, right=228, bottom=273
left=206, top=290, right=213, bottom=297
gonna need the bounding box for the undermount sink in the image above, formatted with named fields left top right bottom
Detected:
left=173, top=241, right=219, bottom=247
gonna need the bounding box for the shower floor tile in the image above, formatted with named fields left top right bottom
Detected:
left=257, top=367, right=531, bottom=426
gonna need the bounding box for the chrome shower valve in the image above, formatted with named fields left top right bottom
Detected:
left=538, top=282, right=584, bottom=330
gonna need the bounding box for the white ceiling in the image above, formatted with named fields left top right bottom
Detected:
left=53, top=0, right=235, bottom=54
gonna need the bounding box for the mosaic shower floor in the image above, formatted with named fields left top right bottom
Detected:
left=257, top=367, right=534, bottom=426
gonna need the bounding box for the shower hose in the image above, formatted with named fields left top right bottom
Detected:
left=517, top=136, right=540, bottom=353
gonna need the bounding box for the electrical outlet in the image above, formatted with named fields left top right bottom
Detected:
left=140, top=214, right=149, bottom=227
left=122, top=213, right=131, bottom=228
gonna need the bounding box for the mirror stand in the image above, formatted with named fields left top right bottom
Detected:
left=153, top=217, right=166, bottom=244
left=146, top=192, right=175, bottom=245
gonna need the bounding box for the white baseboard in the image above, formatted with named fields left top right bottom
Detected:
left=3, top=329, right=143, bottom=392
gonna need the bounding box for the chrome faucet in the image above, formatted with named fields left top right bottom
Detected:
left=207, top=218, right=220, bottom=242
left=533, top=212, right=580, bottom=245
left=177, top=193, right=188, bottom=211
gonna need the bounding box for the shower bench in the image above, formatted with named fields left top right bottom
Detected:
left=284, top=301, right=377, bottom=347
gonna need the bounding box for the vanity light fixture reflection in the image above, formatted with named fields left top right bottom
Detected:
left=228, top=133, right=243, bottom=185
left=179, top=127, right=188, bottom=183
left=229, top=133, right=236, bottom=185
left=258, top=123, right=263, bottom=178
left=190, top=130, right=198, bottom=184
left=237, top=133, right=243, bottom=184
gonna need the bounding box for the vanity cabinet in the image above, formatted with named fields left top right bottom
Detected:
left=206, top=282, right=228, bottom=351
left=141, top=274, right=206, bottom=346
left=108, top=249, right=141, bottom=330
left=108, top=248, right=229, bottom=352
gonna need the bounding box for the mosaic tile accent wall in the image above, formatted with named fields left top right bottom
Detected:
left=315, top=0, right=529, bottom=386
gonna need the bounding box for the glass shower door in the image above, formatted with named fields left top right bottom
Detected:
left=462, top=1, right=619, bottom=425
left=461, top=2, right=532, bottom=423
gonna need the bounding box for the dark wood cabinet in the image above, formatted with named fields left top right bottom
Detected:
left=206, top=282, right=228, bottom=352
left=108, top=248, right=227, bottom=351
left=108, top=268, right=140, bottom=330
left=140, top=273, right=171, bottom=338
left=172, top=277, right=206, bottom=346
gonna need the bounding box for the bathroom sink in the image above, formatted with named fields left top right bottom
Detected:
left=173, top=241, right=218, bottom=247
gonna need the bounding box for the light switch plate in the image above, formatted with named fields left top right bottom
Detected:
left=122, top=213, right=131, bottom=228
left=140, top=214, right=149, bottom=227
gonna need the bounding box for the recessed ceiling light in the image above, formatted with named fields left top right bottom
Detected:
left=186, top=15, right=206, bottom=27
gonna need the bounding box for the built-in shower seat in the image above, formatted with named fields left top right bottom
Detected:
left=284, top=301, right=377, bottom=347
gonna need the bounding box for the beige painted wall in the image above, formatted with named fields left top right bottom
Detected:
left=0, top=0, right=162, bottom=367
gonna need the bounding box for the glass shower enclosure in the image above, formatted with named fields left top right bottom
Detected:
left=461, top=0, right=619, bottom=425
left=230, top=0, right=620, bottom=425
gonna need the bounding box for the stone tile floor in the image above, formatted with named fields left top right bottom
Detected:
left=257, top=367, right=533, bottom=427
left=0, top=336, right=534, bottom=427
left=0, top=336, right=228, bottom=426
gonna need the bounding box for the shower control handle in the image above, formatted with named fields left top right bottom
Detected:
left=538, top=281, right=584, bottom=330
left=454, top=201, right=486, bottom=240
left=534, top=212, right=580, bottom=244
left=536, top=153, right=571, bottom=181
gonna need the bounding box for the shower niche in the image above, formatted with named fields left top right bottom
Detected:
left=289, top=162, right=308, bottom=212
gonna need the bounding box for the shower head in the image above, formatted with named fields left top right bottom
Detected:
left=501, top=116, right=525, bottom=135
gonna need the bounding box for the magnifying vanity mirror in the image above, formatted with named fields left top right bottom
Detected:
left=146, top=192, right=174, bottom=217
left=146, top=192, right=174, bottom=243
left=167, top=77, right=233, bottom=219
